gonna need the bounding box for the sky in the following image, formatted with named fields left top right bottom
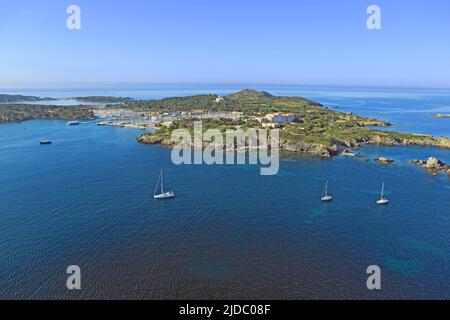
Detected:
left=0, top=0, right=449, bottom=88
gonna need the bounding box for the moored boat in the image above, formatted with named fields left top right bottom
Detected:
left=321, top=180, right=333, bottom=202
left=153, top=169, right=175, bottom=199
left=376, top=182, right=389, bottom=205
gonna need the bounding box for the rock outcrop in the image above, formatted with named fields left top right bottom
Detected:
left=433, top=114, right=450, bottom=118
left=377, top=157, right=394, bottom=165
left=137, top=133, right=174, bottom=147
left=280, top=140, right=338, bottom=157
left=410, top=157, right=450, bottom=176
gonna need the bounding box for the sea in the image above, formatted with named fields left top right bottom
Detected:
left=0, top=85, right=449, bottom=299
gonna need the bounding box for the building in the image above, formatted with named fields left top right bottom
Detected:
left=161, top=121, right=174, bottom=127
left=256, top=117, right=269, bottom=124
left=199, top=111, right=245, bottom=121
left=190, top=109, right=204, bottom=116
left=261, top=122, right=281, bottom=129
left=260, top=113, right=298, bottom=123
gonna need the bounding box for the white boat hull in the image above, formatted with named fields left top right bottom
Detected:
left=377, top=199, right=389, bottom=205
left=321, top=196, right=333, bottom=202
left=154, top=191, right=175, bottom=199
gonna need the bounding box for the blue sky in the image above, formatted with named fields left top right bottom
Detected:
left=1, top=0, right=449, bottom=88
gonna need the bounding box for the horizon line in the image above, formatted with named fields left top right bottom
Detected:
left=1, top=82, right=450, bottom=92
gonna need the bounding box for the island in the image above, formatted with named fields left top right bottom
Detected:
left=0, top=94, right=53, bottom=103
left=410, top=157, right=450, bottom=175
left=134, top=90, right=450, bottom=158
left=71, top=96, right=131, bottom=104
left=1, top=89, right=449, bottom=162
left=0, top=104, right=96, bottom=122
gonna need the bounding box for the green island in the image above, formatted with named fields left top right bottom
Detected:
left=71, top=96, right=131, bottom=104
left=0, top=104, right=96, bottom=122
left=135, top=90, right=450, bottom=157
left=1, top=90, right=449, bottom=160
left=0, top=94, right=53, bottom=103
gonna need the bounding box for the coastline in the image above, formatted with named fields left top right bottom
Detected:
left=137, top=126, right=450, bottom=157
left=1, top=90, right=449, bottom=175
left=97, top=121, right=156, bottom=130
left=0, top=103, right=97, bottom=123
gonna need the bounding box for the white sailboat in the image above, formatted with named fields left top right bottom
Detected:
left=376, top=182, right=389, bottom=205
left=321, top=180, right=333, bottom=202
left=153, top=169, right=175, bottom=199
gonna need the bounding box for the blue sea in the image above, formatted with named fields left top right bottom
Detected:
left=0, top=86, right=449, bottom=299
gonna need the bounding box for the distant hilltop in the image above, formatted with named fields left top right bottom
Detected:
left=125, top=89, right=323, bottom=112
left=226, top=89, right=274, bottom=99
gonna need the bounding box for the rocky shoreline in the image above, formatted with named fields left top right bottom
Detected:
left=138, top=131, right=450, bottom=158
left=138, top=133, right=450, bottom=178
left=136, top=88, right=450, bottom=159
left=410, top=157, right=450, bottom=176
left=137, top=130, right=450, bottom=156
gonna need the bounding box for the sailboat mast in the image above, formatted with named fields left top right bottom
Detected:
left=161, top=169, right=164, bottom=193
left=154, top=172, right=161, bottom=196
left=381, top=182, right=384, bottom=198
left=325, top=180, right=328, bottom=197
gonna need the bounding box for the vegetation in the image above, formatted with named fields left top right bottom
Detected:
left=0, top=94, right=51, bottom=103
left=72, top=96, right=131, bottom=103
left=0, top=104, right=96, bottom=123
left=126, top=89, right=322, bottom=115
left=2, top=90, right=448, bottom=157
left=137, top=90, right=450, bottom=157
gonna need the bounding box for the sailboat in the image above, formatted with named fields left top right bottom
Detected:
left=321, top=180, right=333, bottom=202
left=376, top=182, right=389, bottom=205
left=153, top=169, right=175, bottom=199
